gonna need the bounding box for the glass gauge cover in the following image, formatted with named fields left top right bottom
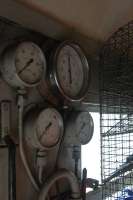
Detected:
left=36, top=108, right=64, bottom=148
left=1, top=41, right=46, bottom=88
left=15, top=42, right=45, bottom=85
left=56, top=45, right=84, bottom=98
left=76, top=112, right=94, bottom=145
left=50, top=42, right=90, bottom=101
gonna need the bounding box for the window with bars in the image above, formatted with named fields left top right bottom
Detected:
left=100, top=20, right=133, bottom=200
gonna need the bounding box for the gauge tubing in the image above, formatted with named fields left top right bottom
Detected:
left=38, top=169, right=81, bottom=200
left=18, top=94, right=40, bottom=191
left=18, top=94, right=80, bottom=199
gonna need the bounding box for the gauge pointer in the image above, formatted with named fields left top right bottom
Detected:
left=39, top=122, right=52, bottom=141
left=68, top=55, right=72, bottom=84
left=18, top=58, right=34, bottom=74
left=80, top=122, right=86, bottom=131
left=45, top=122, right=52, bottom=131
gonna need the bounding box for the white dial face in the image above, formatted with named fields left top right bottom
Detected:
left=15, top=42, right=46, bottom=85
left=36, top=108, right=63, bottom=148
left=76, top=112, right=94, bottom=145
left=56, top=45, right=84, bottom=98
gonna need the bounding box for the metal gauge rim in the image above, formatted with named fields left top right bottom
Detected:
left=14, top=41, right=46, bottom=87
left=50, top=41, right=90, bottom=102
left=36, top=108, right=64, bottom=149
left=76, top=112, right=94, bottom=145
left=1, top=41, right=46, bottom=88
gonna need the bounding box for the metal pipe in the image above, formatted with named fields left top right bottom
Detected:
left=81, top=168, right=87, bottom=200
left=4, top=136, right=16, bottom=200
left=1, top=101, right=16, bottom=200
left=103, top=162, right=133, bottom=183
left=38, top=169, right=81, bottom=200
left=18, top=93, right=40, bottom=191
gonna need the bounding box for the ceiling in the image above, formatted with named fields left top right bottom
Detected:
left=16, top=0, right=133, bottom=41
left=0, top=0, right=132, bottom=53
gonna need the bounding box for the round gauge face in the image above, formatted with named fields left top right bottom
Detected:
left=76, top=112, right=94, bottom=145
left=36, top=108, right=63, bottom=148
left=56, top=44, right=85, bottom=99
left=15, top=42, right=46, bottom=85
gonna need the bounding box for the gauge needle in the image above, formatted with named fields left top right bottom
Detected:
left=18, top=58, right=34, bottom=74
left=45, top=122, right=52, bottom=131
left=80, top=122, right=86, bottom=132
left=39, top=122, right=52, bottom=141
left=68, top=55, right=72, bottom=84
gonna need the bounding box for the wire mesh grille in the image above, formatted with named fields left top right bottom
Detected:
left=100, top=20, right=133, bottom=200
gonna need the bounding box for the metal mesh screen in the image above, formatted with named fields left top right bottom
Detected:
left=100, top=21, right=133, bottom=200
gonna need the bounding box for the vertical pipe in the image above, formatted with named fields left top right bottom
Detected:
left=4, top=136, right=16, bottom=200
left=81, top=168, right=87, bottom=200
left=17, top=94, right=39, bottom=191
left=1, top=101, right=16, bottom=200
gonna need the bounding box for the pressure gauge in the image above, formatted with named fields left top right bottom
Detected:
left=49, top=41, right=90, bottom=102
left=1, top=41, right=46, bottom=88
left=76, top=112, right=94, bottom=145
left=24, top=108, right=64, bottom=149
left=64, top=111, right=94, bottom=145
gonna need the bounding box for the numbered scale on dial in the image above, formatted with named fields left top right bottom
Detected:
left=1, top=41, right=46, bottom=88
left=56, top=45, right=84, bottom=97
left=64, top=111, right=94, bottom=145
left=24, top=108, right=64, bottom=150
left=47, top=41, right=90, bottom=102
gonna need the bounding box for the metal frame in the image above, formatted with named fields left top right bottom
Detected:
left=100, top=20, right=133, bottom=200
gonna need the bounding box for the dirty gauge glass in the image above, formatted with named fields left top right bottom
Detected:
left=76, top=112, right=94, bottom=145
left=1, top=41, right=46, bottom=88
left=57, top=45, right=84, bottom=98
left=15, top=42, right=45, bottom=85
left=50, top=42, right=90, bottom=102
left=64, top=112, right=94, bottom=146
left=36, top=108, right=64, bottom=148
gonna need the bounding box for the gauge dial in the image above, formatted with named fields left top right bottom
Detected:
left=64, top=111, right=94, bottom=145
left=1, top=41, right=46, bottom=88
left=36, top=108, right=63, bottom=148
left=57, top=45, right=84, bottom=98
left=50, top=42, right=90, bottom=101
left=76, top=112, right=94, bottom=145
left=15, top=42, right=45, bottom=85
